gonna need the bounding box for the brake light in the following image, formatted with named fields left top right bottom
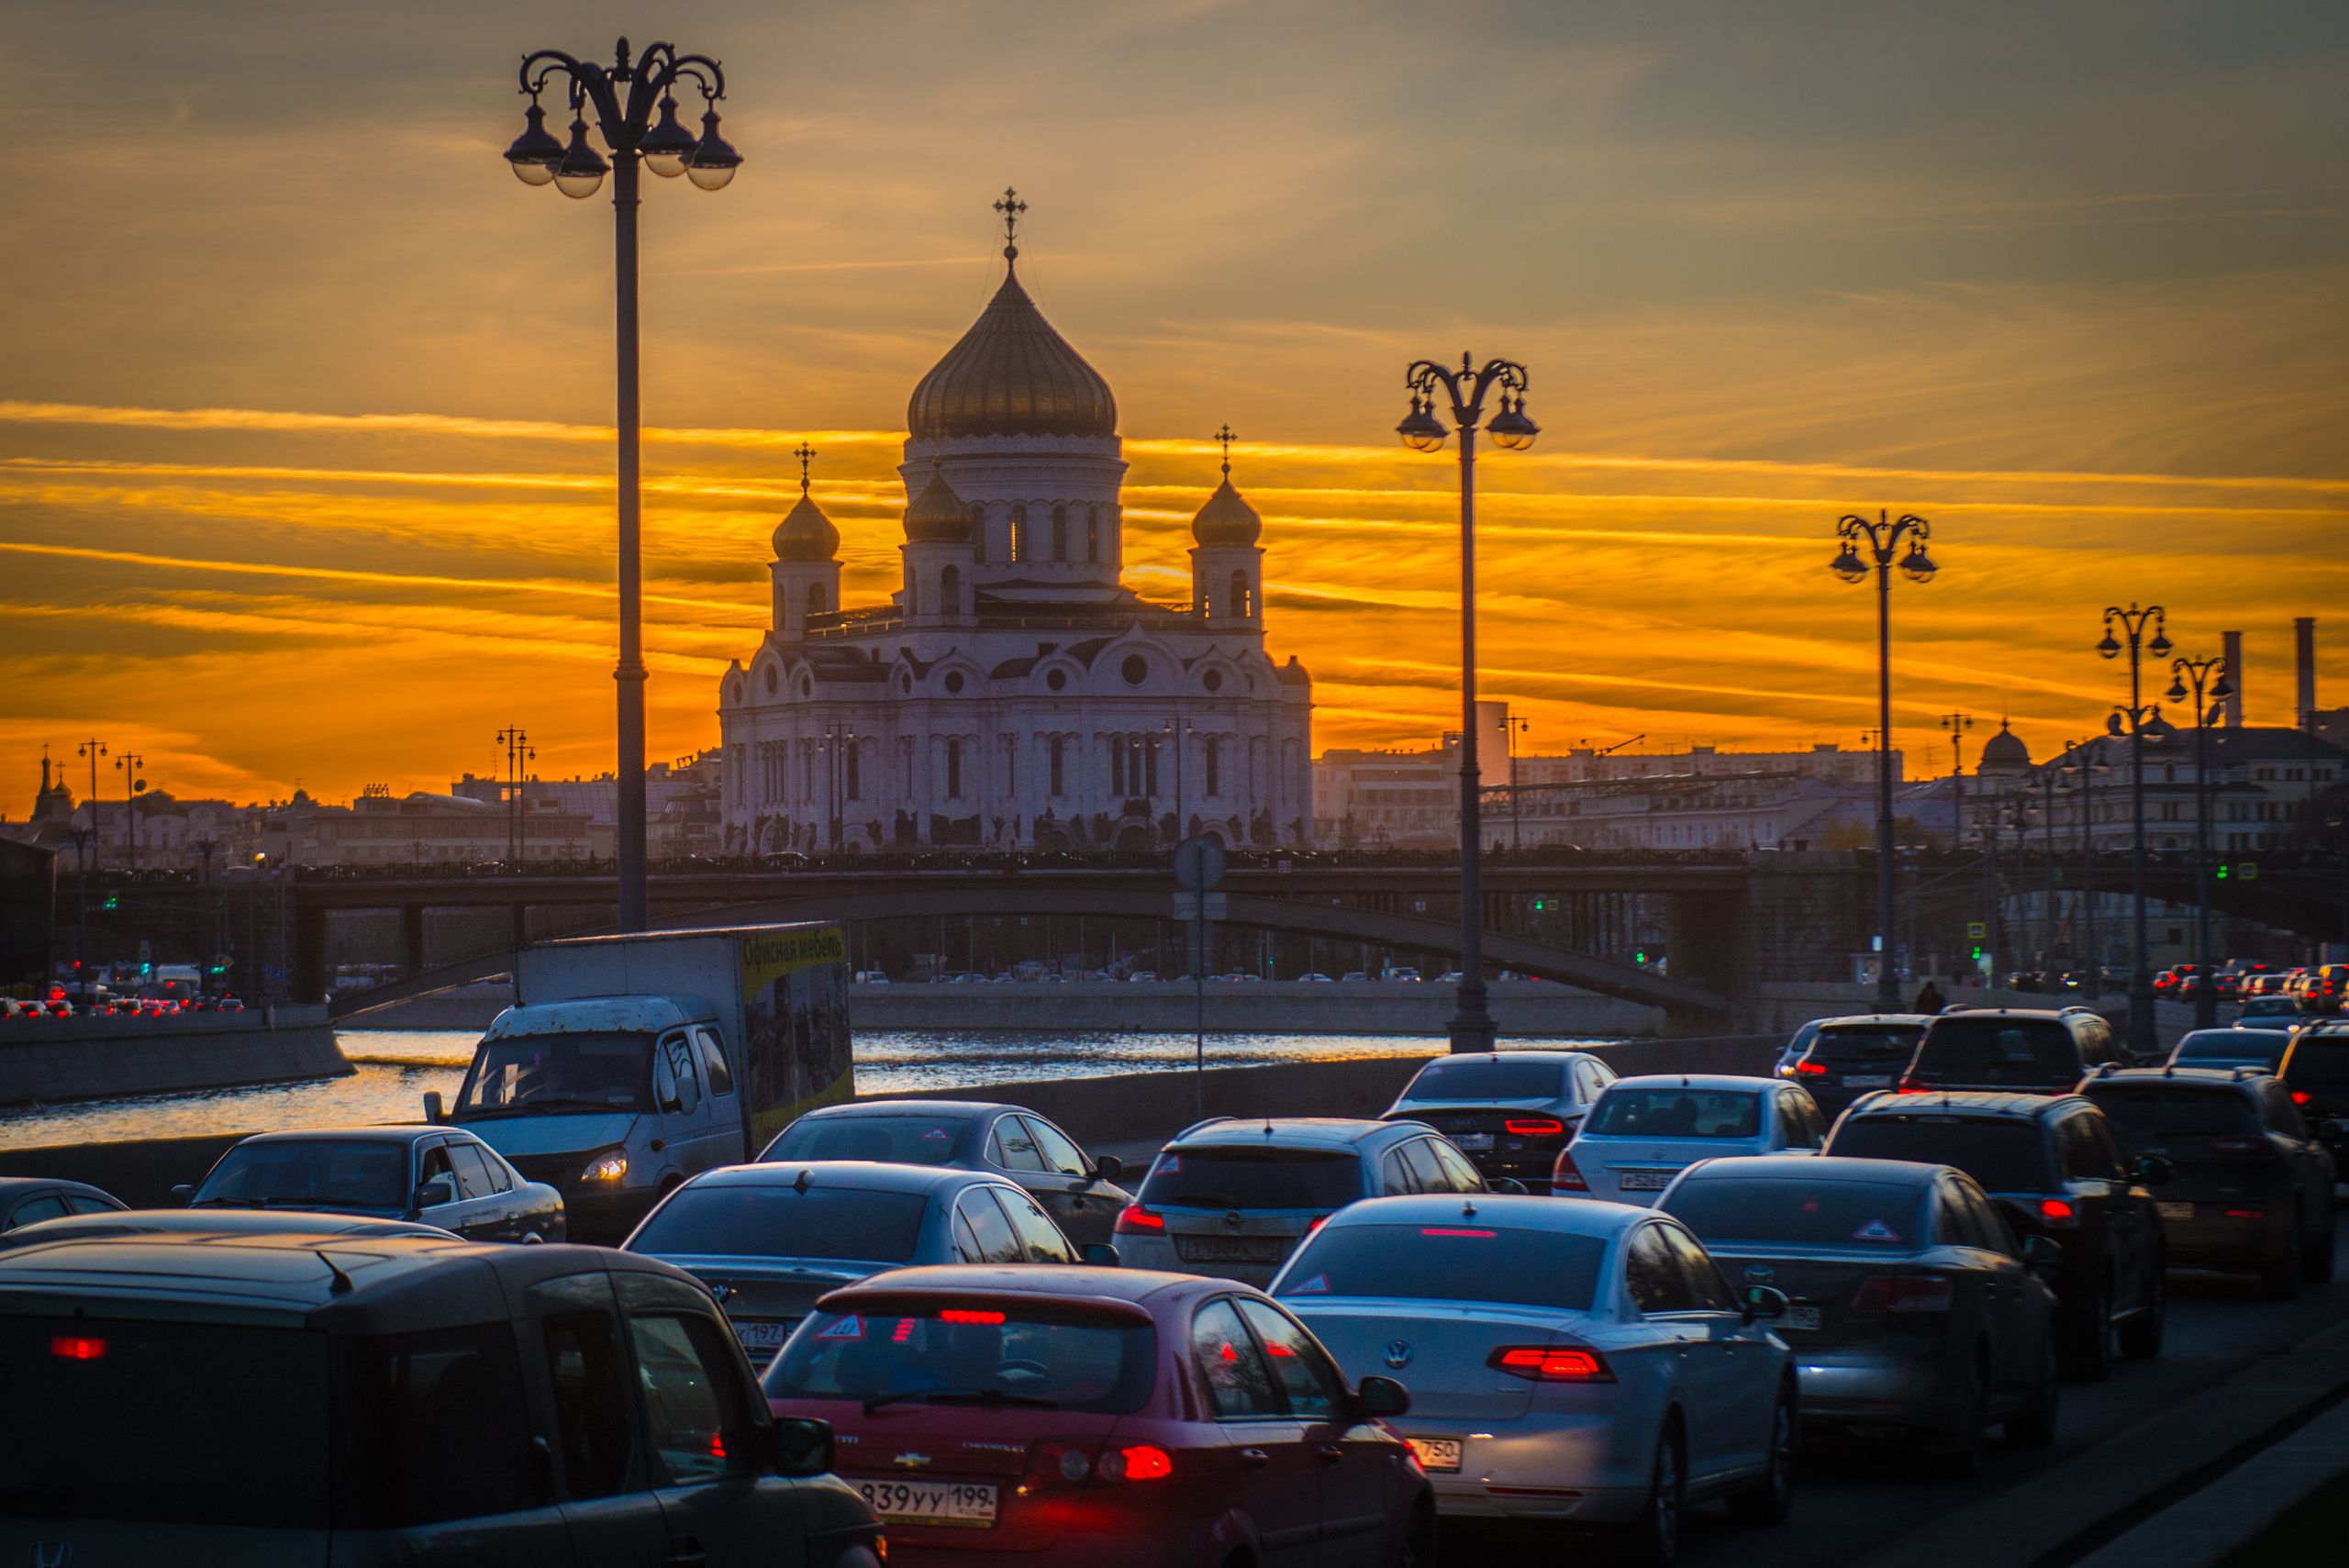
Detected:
left=1491, top=1345, right=1614, bottom=1382
left=2223, top=1207, right=2266, bottom=1220
left=2290, top=1090, right=2313, bottom=1106
left=1551, top=1148, right=1589, bottom=1192
left=2038, top=1198, right=2077, bottom=1227
left=1114, top=1204, right=1165, bottom=1234
left=939, top=1309, right=1006, bottom=1326
left=1420, top=1227, right=1498, bottom=1238
left=50, top=1336, right=106, bottom=1361
left=1793, top=1059, right=1827, bottom=1076
left=1100, top=1443, right=1174, bottom=1482
left=1505, top=1118, right=1566, bottom=1137
left=1896, top=1076, right=1927, bottom=1093
left=1852, top=1275, right=1954, bottom=1313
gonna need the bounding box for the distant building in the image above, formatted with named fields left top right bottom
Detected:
left=451, top=755, right=722, bottom=860
left=258, top=788, right=596, bottom=867
left=2012, top=727, right=2348, bottom=856
left=1515, top=741, right=1901, bottom=790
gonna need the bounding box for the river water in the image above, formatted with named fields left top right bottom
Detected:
left=1, top=1029, right=1620, bottom=1150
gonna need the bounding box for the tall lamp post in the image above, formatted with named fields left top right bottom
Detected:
left=1397, top=353, right=1539, bottom=1052
left=504, top=37, right=742, bottom=932
left=2165, top=652, right=2232, bottom=1029
left=1832, top=511, right=1940, bottom=1012
left=2099, top=604, right=2175, bottom=1055
left=1507, top=712, right=1531, bottom=851
left=116, top=752, right=146, bottom=873
left=2060, top=740, right=2110, bottom=991
left=496, top=726, right=535, bottom=866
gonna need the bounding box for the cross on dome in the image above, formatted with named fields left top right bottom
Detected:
left=1215, top=422, right=1236, bottom=478
left=794, top=441, right=817, bottom=495
left=994, top=186, right=1028, bottom=261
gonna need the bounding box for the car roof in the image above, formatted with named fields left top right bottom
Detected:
left=1816, top=1014, right=1932, bottom=1028
left=1598, top=1073, right=1785, bottom=1095
left=3, top=1210, right=457, bottom=1246
left=229, top=1127, right=436, bottom=1146
left=1927, top=1008, right=2072, bottom=1023
left=1322, top=1191, right=1653, bottom=1239
left=1846, top=1090, right=2073, bottom=1119
left=796, top=1100, right=1006, bottom=1121
left=0, top=1177, right=117, bottom=1202
left=684, top=1160, right=1000, bottom=1195
left=1171, top=1118, right=1405, bottom=1151
left=0, top=1234, right=700, bottom=1332
left=1409, top=1049, right=1600, bottom=1067
left=1676, top=1154, right=1943, bottom=1186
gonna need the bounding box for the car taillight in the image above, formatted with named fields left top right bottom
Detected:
left=2290, top=1090, right=2313, bottom=1106
left=2038, top=1198, right=2077, bottom=1227
left=2210, top=1138, right=2269, bottom=1156
left=1113, top=1204, right=1165, bottom=1234
left=1019, top=1437, right=1104, bottom=1494
left=1098, top=1443, right=1174, bottom=1482
left=1852, top=1275, right=1954, bottom=1313
left=1490, top=1345, right=1614, bottom=1382
left=1505, top=1118, right=1566, bottom=1137
left=1793, top=1059, right=1827, bottom=1076
left=50, top=1335, right=107, bottom=1361
left=1551, top=1148, right=1589, bottom=1192
left=2223, top=1207, right=2266, bottom=1221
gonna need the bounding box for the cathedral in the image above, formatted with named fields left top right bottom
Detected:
left=717, top=195, right=1314, bottom=854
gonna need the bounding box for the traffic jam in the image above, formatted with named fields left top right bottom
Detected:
left=4, top=926, right=2345, bottom=1566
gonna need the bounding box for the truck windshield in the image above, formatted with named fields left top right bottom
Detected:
left=457, top=1031, right=653, bottom=1116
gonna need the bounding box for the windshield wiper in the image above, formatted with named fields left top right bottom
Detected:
left=863, top=1387, right=1061, bottom=1415
left=486, top=1096, right=632, bottom=1114
left=192, top=1197, right=255, bottom=1208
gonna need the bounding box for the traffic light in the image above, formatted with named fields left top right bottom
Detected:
left=1531, top=897, right=1547, bottom=911
left=102, top=892, right=118, bottom=911
left=1633, top=949, right=1648, bottom=965
left=2215, top=863, right=2230, bottom=881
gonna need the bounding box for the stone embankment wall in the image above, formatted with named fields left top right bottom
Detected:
left=0, top=1005, right=348, bottom=1108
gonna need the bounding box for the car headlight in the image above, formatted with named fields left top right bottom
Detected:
left=581, top=1149, right=629, bottom=1184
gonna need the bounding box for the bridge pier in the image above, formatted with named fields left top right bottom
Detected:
left=398, top=904, right=426, bottom=976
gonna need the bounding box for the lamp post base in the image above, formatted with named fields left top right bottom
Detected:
left=1447, top=986, right=1497, bottom=1054
left=2128, top=982, right=2158, bottom=1057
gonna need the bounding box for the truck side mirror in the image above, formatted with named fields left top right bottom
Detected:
left=422, top=1091, right=444, bottom=1125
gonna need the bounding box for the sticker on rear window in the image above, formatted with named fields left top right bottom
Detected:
left=1290, top=1274, right=1330, bottom=1294
left=1852, top=1220, right=1901, bottom=1242
left=817, top=1316, right=863, bottom=1340
left=921, top=1128, right=951, bottom=1141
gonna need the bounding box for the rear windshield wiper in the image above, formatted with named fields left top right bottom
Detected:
left=863, top=1387, right=1061, bottom=1415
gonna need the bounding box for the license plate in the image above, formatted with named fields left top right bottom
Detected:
left=1408, top=1438, right=1462, bottom=1473
left=854, top=1479, right=998, bottom=1529
left=1781, top=1305, right=1823, bottom=1331
left=1844, top=1074, right=1893, bottom=1088
left=2158, top=1202, right=2195, bottom=1221
left=734, top=1319, right=793, bottom=1351
left=1455, top=1133, right=1496, bottom=1151
left=1178, top=1235, right=1290, bottom=1263
left=1618, top=1170, right=1676, bottom=1191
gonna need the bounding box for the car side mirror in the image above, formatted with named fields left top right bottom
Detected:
left=422, top=1091, right=444, bottom=1125
left=171, top=1184, right=195, bottom=1206
left=2134, top=1154, right=2174, bottom=1187
left=769, top=1416, right=835, bottom=1478
left=2022, top=1234, right=2064, bottom=1273
left=416, top=1174, right=458, bottom=1210
left=1486, top=1177, right=1531, bottom=1195
left=1742, top=1284, right=1789, bottom=1323
left=1079, top=1241, right=1121, bottom=1267
left=1354, top=1374, right=1411, bottom=1418
left=1090, top=1154, right=1124, bottom=1184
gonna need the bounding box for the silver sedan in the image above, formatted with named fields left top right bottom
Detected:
left=1269, top=1193, right=1795, bottom=1566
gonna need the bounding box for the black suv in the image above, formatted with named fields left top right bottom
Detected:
left=1380, top=1049, right=1619, bottom=1191
left=2079, top=1066, right=2336, bottom=1296
left=2278, top=1021, right=2349, bottom=1163
left=1777, top=1014, right=1931, bottom=1116
left=1826, top=1091, right=2166, bottom=1380
left=1898, top=1008, right=2128, bottom=1095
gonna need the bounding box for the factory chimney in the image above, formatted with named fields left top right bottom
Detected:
left=2296, top=617, right=2317, bottom=730
left=2221, top=630, right=2244, bottom=726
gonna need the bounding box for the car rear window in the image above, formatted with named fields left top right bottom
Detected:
left=1915, top=1018, right=2077, bottom=1083
left=2283, top=1040, right=2349, bottom=1092
left=1825, top=1116, right=2053, bottom=1192
left=1585, top=1088, right=1760, bottom=1139
left=1664, top=1179, right=1929, bottom=1250
left=1812, top=1026, right=1924, bottom=1063
left=764, top=1307, right=1155, bottom=1415
left=0, top=1316, right=328, bottom=1526
left=1141, top=1147, right=1364, bottom=1211
left=1275, top=1223, right=1606, bottom=1310
left=2174, top=1030, right=2290, bottom=1065
left=2082, top=1085, right=2261, bottom=1140
left=629, top=1185, right=930, bottom=1262
left=195, top=1139, right=408, bottom=1210
left=762, top=1115, right=971, bottom=1165
left=1400, top=1059, right=1568, bottom=1102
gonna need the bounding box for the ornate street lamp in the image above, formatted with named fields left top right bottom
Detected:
left=505, top=37, right=742, bottom=932
left=2060, top=739, right=2112, bottom=992
left=1833, top=510, right=1938, bottom=1011
left=2165, top=652, right=2233, bottom=1029
left=2101, top=602, right=2174, bottom=1054
left=1398, top=353, right=1536, bottom=1051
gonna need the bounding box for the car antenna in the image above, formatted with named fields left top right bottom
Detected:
left=1264, top=1119, right=1275, bottom=1136
left=1461, top=1199, right=1478, bottom=1219
left=794, top=1168, right=813, bottom=1194
left=314, top=1248, right=356, bottom=1296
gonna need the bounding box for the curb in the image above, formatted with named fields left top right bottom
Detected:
left=2072, top=1399, right=2349, bottom=1568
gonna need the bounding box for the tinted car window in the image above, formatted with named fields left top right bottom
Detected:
left=765, top=1114, right=969, bottom=1165
left=2083, top=1085, right=2261, bottom=1140
left=629, top=1314, right=757, bottom=1486
left=0, top=1317, right=328, bottom=1526
left=1401, top=1058, right=1568, bottom=1101
left=2057, top=1114, right=2125, bottom=1180
left=1141, top=1147, right=1364, bottom=1210
left=1626, top=1225, right=1697, bottom=1313
left=630, top=1185, right=929, bottom=1262
left=768, top=1307, right=1156, bottom=1415
left=990, top=1118, right=1050, bottom=1173
left=995, top=1187, right=1077, bottom=1262
left=1237, top=1300, right=1345, bottom=1420
left=1277, top=1222, right=1605, bottom=1310
left=955, top=1189, right=1026, bottom=1263
left=1813, top=1025, right=1924, bottom=1062
left=1378, top=1150, right=1416, bottom=1196
left=1825, top=1116, right=2054, bottom=1192
left=1915, top=1018, right=2077, bottom=1083
left=1429, top=1140, right=1486, bottom=1192
left=1651, top=1223, right=1737, bottom=1311
left=2174, top=1029, right=2290, bottom=1065
left=337, top=1325, right=536, bottom=1526
left=445, top=1140, right=498, bottom=1201
left=1664, top=1178, right=1929, bottom=1249
left=1192, top=1299, right=1283, bottom=1418
left=1586, top=1088, right=1760, bottom=1139
left=7, top=1195, right=70, bottom=1227
left=198, top=1139, right=408, bottom=1210
left=693, top=1029, right=735, bottom=1095
left=2284, top=1040, right=2349, bottom=1092
left=542, top=1309, right=634, bottom=1500
left=1021, top=1117, right=1090, bottom=1177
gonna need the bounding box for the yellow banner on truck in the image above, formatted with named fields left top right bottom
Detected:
left=738, top=923, right=853, bottom=1149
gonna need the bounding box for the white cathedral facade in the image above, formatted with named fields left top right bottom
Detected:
left=717, top=205, right=1313, bottom=854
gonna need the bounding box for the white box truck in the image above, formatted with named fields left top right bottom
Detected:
left=437, top=923, right=852, bottom=1240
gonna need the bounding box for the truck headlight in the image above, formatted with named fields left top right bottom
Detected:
left=582, top=1149, right=629, bottom=1184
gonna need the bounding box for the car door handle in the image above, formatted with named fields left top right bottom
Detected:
left=663, top=1540, right=707, bottom=1568
left=1317, top=1444, right=1346, bottom=1465
left=1240, top=1448, right=1272, bottom=1470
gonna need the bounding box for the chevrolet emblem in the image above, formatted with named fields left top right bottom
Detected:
left=894, top=1451, right=932, bottom=1469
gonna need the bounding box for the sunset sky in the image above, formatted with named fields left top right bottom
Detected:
left=5, top=0, right=2346, bottom=814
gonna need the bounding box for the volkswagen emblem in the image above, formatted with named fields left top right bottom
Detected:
left=1742, top=1264, right=1776, bottom=1285
left=1383, top=1340, right=1413, bottom=1370
left=894, top=1452, right=932, bottom=1470
left=1224, top=1210, right=1243, bottom=1230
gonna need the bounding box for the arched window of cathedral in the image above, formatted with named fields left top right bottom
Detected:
left=1009, top=506, right=1027, bottom=562
left=945, top=737, right=964, bottom=800
left=845, top=740, right=862, bottom=802
left=1086, top=505, right=1100, bottom=562
left=807, top=582, right=829, bottom=617
left=940, top=565, right=961, bottom=617
left=728, top=677, right=742, bottom=705
left=1109, top=735, right=1125, bottom=795
left=763, top=665, right=777, bottom=695
left=1230, top=570, right=1252, bottom=619
left=1049, top=735, right=1066, bottom=797
left=1204, top=734, right=1222, bottom=798
left=970, top=503, right=988, bottom=562
left=1051, top=504, right=1067, bottom=562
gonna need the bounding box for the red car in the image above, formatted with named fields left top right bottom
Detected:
left=764, top=1264, right=1434, bottom=1568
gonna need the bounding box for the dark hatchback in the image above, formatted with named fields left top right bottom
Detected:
left=1898, top=1009, right=2128, bottom=1095
left=759, top=1099, right=1135, bottom=1247
left=1380, top=1049, right=1619, bottom=1191
left=2278, top=1021, right=2349, bottom=1164
left=1826, top=1092, right=2166, bottom=1380
left=180, top=1127, right=565, bottom=1244
left=1780, top=1015, right=1931, bottom=1116
left=2079, top=1067, right=2335, bottom=1295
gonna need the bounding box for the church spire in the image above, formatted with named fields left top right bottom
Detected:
left=994, top=185, right=1027, bottom=264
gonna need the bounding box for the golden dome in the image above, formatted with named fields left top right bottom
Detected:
left=1191, top=476, right=1261, bottom=548
left=907, top=261, right=1117, bottom=441
left=772, top=492, right=838, bottom=562
left=903, top=463, right=972, bottom=543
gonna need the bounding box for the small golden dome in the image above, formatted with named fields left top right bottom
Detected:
left=772, top=492, right=838, bottom=562
left=1192, top=476, right=1261, bottom=548
left=903, top=463, right=972, bottom=543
